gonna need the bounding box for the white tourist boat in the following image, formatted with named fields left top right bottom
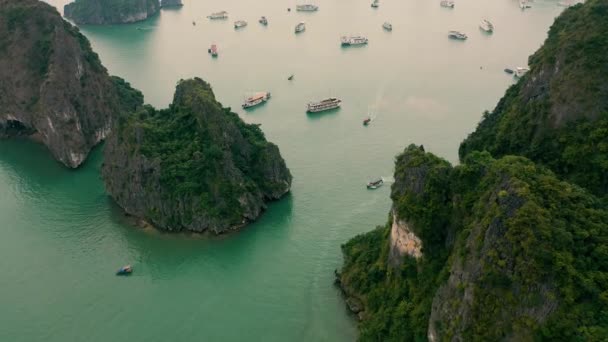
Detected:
left=440, top=0, right=455, bottom=8
left=514, top=67, right=530, bottom=78
left=242, top=92, right=271, bottom=109
left=295, top=22, right=306, bottom=33
left=341, top=36, right=368, bottom=46
left=296, top=4, right=319, bottom=11
left=207, top=11, right=228, bottom=19
left=448, top=31, right=467, bottom=40
left=307, top=98, right=342, bottom=113
left=479, top=19, right=494, bottom=33
left=383, top=22, right=392, bottom=31
left=234, top=20, right=247, bottom=29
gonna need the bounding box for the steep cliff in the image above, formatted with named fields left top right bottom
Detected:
left=459, top=0, right=608, bottom=197
left=64, top=0, right=160, bottom=25
left=0, top=0, right=142, bottom=168
left=102, top=78, right=292, bottom=234
left=338, top=148, right=608, bottom=341
left=337, top=1, right=608, bottom=340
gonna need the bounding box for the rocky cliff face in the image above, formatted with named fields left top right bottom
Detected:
left=102, top=78, right=292, bottom=234
left=459, top=0, right=608, bottom=196
left=0, top=0, right=142, bottom=168
left=64, top=0, right=160, bottom=25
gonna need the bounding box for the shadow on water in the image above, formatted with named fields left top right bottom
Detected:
left=306, top=107, right=341, bottom=121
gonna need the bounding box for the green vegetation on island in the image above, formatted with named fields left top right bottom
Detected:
left=337, top=0, right=608, bottom=340
left=102, top=78, right=292, bottom=233
left=64, top=0, right=161, bottom=25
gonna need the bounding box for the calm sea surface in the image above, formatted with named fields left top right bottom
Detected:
left=1, top=0, right=564, bottom=340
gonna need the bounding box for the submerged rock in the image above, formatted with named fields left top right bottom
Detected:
left=0, top=0, right=142, bottom=168
left=102, top=78, right=292, bottom=234
left=64, top=0, right=161, bottom=25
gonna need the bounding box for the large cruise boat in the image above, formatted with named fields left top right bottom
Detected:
left=295, top=22, right=306, bottom=33
left=296, top=4, right=319, bottom=11
left=306, top=98, right=342, bottom=113
left=207, top=11, right=228, bottom=19
left=479, top=19, right=494, bottom=32
left=242, top=92, right=271, bottom=109
left=341, top=36, right=368, bottom=46
left=448, top=31, right=467, bottom=40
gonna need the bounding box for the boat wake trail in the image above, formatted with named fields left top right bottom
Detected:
left=381, top=176, right=395, bottom=183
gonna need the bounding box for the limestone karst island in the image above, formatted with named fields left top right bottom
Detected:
left=1, top=0, right=606, bottom=341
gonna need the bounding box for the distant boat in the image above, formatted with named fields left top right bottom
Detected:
left=116, top=265, right=133, bottom=276
left=243, top=92, right=271, bottom=109
left=440, top=0, right=455, bottom=8
left=383, top=22, right=392, bottom=31
left=367, top=178, right=384, bottom=189
left=363, top=117, right=371, bottom=125
left=207, top=11, right=228, bottom=19
left=520, top=0, right=532, bottom=9
left=192, top=21, right=196, bottom=26
left=234, top=20, right=248, bottom=29
left=479, top=19, right=494, bottom=33
left=288, top=74, right=295, bottom=81
left=371, top=0, right=379, bottom=8
left=504, top=68, right=514, bottom=74
left=341, top=36, right=368, bottom=46
left=448, top=31, right=467, bottom=40
left=307, top=97, right=342, bottom=113
left=295, top=21, right=306, bottom=33
left=208, top=44, right=218, bottom=57
left=296, top=4, right=319, bottom=11
left=259, top=16, right=268, bottom=25
left=514, top=67, right=530, bottom=78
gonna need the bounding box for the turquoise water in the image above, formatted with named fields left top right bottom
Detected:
left=2, top=0, right=564, bottom=341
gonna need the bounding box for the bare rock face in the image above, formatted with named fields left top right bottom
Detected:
left=388, top=211, right=422, bottom=266
left=102, top=78, right=292, bottom=234
left=0, top=0, right=142, bottom=168
left=64, top=0, right=161, bottom=25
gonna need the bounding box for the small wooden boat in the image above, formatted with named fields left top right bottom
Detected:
left=116, top=265, right=133, bottom=276
left=363, top=117, right=371, bottom=125
left=288, top=74, right=294, bottom=81
left=208, top=44, right=218, bottom=57
left=367, top=178, right=384, bottom=189
left=504, top=68, right=514, bottom=74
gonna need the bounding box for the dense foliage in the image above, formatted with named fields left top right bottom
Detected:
left=64, top=0, right=160, bottom=24
left=459, top=0, right=608, bottom=197
left=340, top=148, right=608, bottom=341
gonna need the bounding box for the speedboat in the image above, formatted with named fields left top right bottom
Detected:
left=116, top=265, right=133, bottom=276
left=341, top=36, right=368, bottom=46
left=440, top=0, right=455, bottom=8
left=242, top=92, right=271, bottom=109
left=208, top=44, right=218, bottom=57
left=479, top=19, right=494, bottom=33
left=383, top=22, right=392, bottom=31
left=288, top=74, right=294, bottom=81
left=259, top=16, right=268, bottom=25
left=371, top=0, right=379, bottom=8
left=207, top=11, right=228, bottom=19
left=514, top=67, right=530, bottom=78
left=296, top=4, right=319, bottom=11
left=295, top=22, right=306, bottom=33
left=448, top=31, right=467, bottom=40
left=367, top=178, right=383, bottom=189
left=234, top=20, right=247, bottom=29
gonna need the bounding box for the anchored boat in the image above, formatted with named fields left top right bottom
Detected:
left=383, top=22, right=392, bottom=31
left=259, top=16, right=268, bottom=25
left=116, top=265, right=133, bottom=276
left=440, top=0, right=455, bottom=8
left=207, top=11, right=228, bottom=19
left=295, top=22, right=306, bottom=33
left=479, top=19, right=494, bottom=32
left=296, top=4, right=319, bottom=11
left=306, top=98, right=341, bottom=113
left=514, top=67, right=530, bottom=78
left=242, top=92, right=271, bottom=109
left=363, top=117, right=371, bottom=125
left=208, top=44, right=218, bottom=57
left=448, top=31, right=467, bottom=40
left=341, top=36, right=368, bottom=46
left=234, top=20, right=248, bottom=29
left=367, top=178, right=384, bottom=189
left=371, top=0, right=379, bottom=8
